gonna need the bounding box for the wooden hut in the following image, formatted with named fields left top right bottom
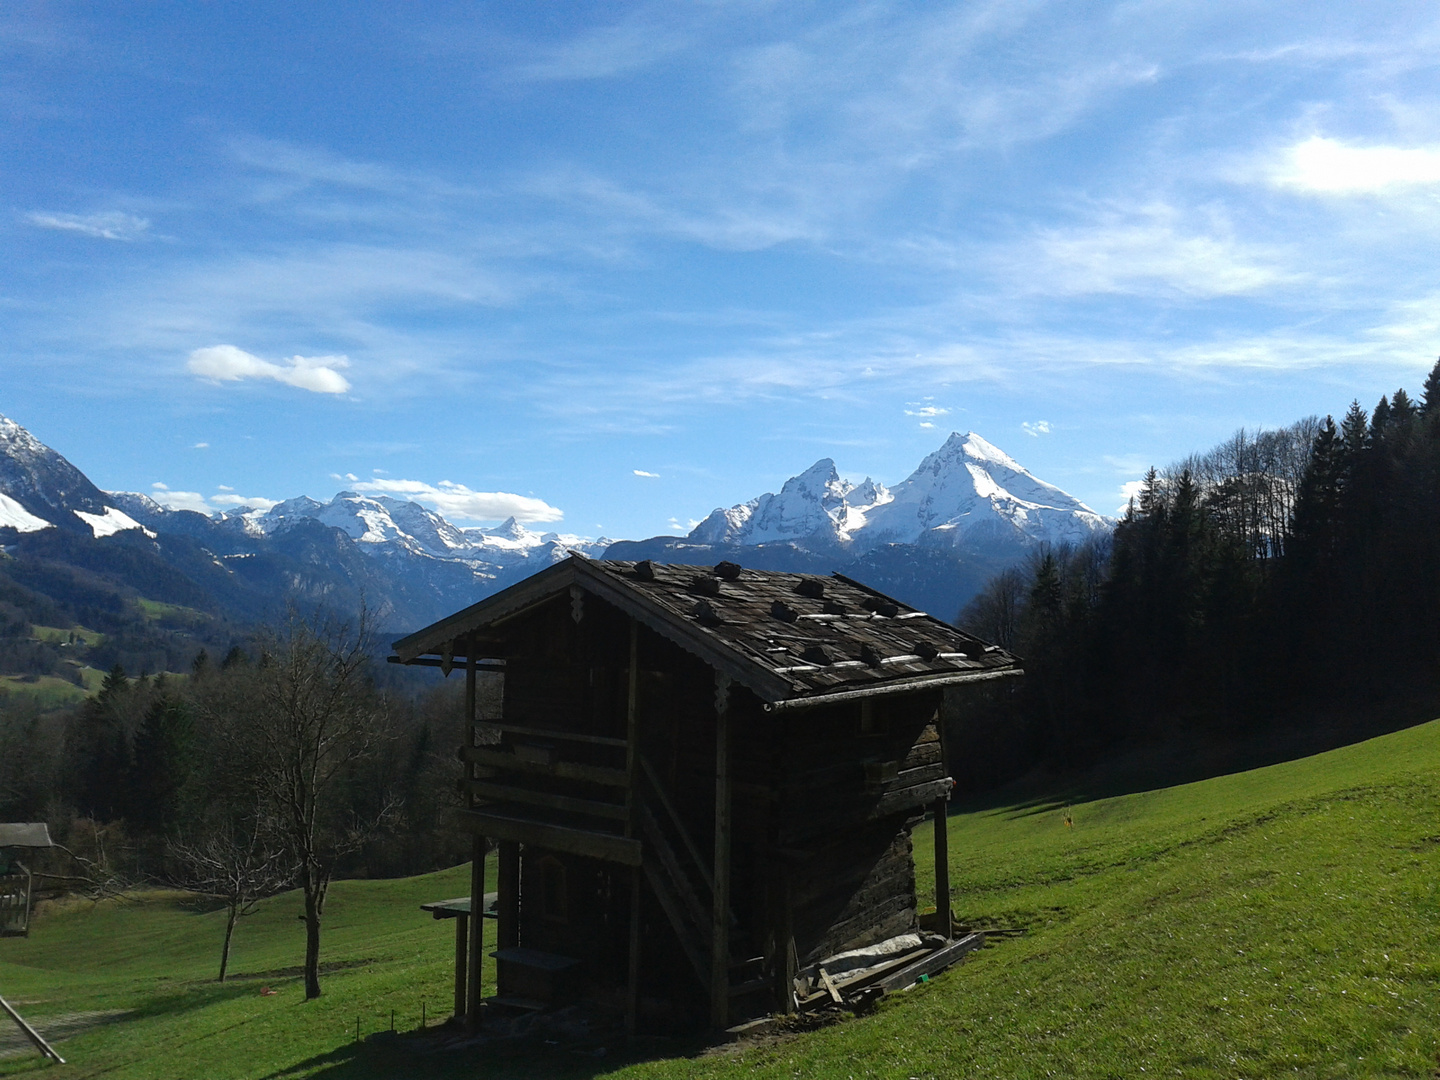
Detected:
left=0, top=823, right=53, bottom=938
left=390, top=556, right=1020, bottom=1032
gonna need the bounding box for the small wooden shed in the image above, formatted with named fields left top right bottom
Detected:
left=390, top=556, right=1020, bottom=1031
left=0, top=823, right=54, bottom=938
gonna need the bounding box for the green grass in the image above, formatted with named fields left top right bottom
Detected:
left=29, top=626, right=104, bottom=647
left=132, top=599, right=210, bottom=628
left=0, top=674, right=90, bottom=707
left=7, top=719, right=1440, bottom=1077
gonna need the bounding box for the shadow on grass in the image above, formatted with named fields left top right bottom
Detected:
left=951, top=699, right=1440, bottom=819
left=263, top=1027, right=711, bottom=1080
left=225, top=959, right=377, bottom=982
left=132, top=977, right=301, bottom=1023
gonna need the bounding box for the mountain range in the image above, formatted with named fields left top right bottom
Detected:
left=0, top=414, right=1110, bottom=650
left=611, top=431, right=1112, bottom=620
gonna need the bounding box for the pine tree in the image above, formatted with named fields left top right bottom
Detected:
left=1369, top=395, right=1392, bottom=446
left=1422, top=357, right=1440, bottom=414
left=1391, top=388, right=1416, bottom=430
left=128, top=695, right=194, bottom=832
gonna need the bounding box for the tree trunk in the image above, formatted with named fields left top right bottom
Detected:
left=219, top=903, right=238, bottom=982
left=303, top=883, right=322, bottom=999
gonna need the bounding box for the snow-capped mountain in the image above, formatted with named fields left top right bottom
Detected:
left=1, top=412, right=609, bottom=629
left=607, top=431, right=1113, bottom=620
left=0, top=413, right=150, bottom=538
left=688, top=459, right=891, bottom=546
left=682, top=432, right=1108, bottom=554
left=2, top=409, right=1111, bottom=631
left=222, top=491, right=610, bottom=568
left=861, top=432, right=1111, bottom=550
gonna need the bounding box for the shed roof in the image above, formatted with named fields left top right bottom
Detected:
left=391, top=556, right=1021, bottom=708
left=0, top=823, right=53, bottom=848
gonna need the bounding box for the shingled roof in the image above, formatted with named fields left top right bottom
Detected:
left=391, top=556, right=1021, bottom=708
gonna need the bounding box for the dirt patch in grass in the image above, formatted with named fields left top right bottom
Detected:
left=0, top=1010, right=134, bottom=1060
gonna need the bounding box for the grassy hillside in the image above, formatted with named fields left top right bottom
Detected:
left=6, top=719, right=1440, bottom=1078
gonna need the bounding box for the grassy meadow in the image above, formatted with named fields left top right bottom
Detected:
left=5, top=718, right=1440, bottom=1077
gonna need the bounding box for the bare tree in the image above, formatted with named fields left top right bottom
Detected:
left=169, top=813, right=294, bottom=981
left=958, top=566, right=1028, bottom=651
left=203, top=608, right=394, bottom=999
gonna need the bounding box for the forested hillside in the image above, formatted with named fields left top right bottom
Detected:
left=960, top=361, right=1440, bottom=786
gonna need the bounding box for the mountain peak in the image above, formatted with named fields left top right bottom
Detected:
left=0, top=413, right=123, bottom=532
left=683, top=431, right=1108, bottom=553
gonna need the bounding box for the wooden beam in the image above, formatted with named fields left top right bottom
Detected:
left=932, top=796, right=951, bottom=940
left=876, top=932, right=984, bottom=993
left=460, top=745, right=629, bottom=788
left=464, top=779, right=628, bottom=821
left=475, top=720, right=627, bottom=748
left=870, top=777, right=955, bottom=819
left=455, top=809, right=643, bottom=866
left=761, top=668, right=1022, bottom=712
left=710, top=674, right=732, bottom=1031
left=0, top=994, right=64, bottom=1064
left=387, top=655, right=506, bottom=671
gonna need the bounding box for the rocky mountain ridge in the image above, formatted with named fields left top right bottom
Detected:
left=611, top=431, right=1112, bottom=619
left=1, top=412, right=1110, bottom=633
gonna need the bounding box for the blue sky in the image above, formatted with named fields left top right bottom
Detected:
left=6, top=2, right=1440, bottom=538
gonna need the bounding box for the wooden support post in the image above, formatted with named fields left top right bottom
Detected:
left=467, top=837, right=486, bottom=1029
left=464, top=649, right=485, bottom=1030
left=625, top=620, right=639, bottom=836
left=775, top=866, right=797, bottom=1014
left=626, top=867, right=642, bottom=1035
left=710, top=674, right=732, bottom=1030
left=497, top=841, right=520, bottom=951
left=0, top=994, right=63, bottom=1064
left=625, top=620, right=643, bottom=1036
left=452, top=913, right=469, bottom=1019
left=933, top=795, right=951, bottom=940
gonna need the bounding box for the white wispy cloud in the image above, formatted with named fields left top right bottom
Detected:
left=210, top=493, right=280, bottom=510
left=350, top=478, right=563, bottom=523
left=1271, top=136, right=1440, bottom=194
left=1117, top=478, right=1147, bottom=514
left=1022, top=420, right=1051, bottom=437
left=147, top=483, right=279, bottom=514
left=513, top=14, right=692, bottom=81
left=25, top=210, right=150, bottom=241
left=633, top=469, right=659, bottom=478
left=1024, top=208, right=1291, bottom=298
left=193, top=442, right=209, bottom=449
left=188, top=345, right=352, bottom=394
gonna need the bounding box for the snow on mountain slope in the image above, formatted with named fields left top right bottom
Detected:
left=689, top=459, right=890, bottom=546
left=861, top=432, right=1110, bottom=549
left=0, top=491, right=51, bottom=532
left=0, top=412, right=115, bottom=530
left=73, top=506, right=152, bottom=539
left=685, top=432, right=1109, bottom=553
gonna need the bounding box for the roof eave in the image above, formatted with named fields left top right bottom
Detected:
left=762, top=666, right=1022, bottom=712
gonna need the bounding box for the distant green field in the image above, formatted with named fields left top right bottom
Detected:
left=5, top=719, right=1440, bottom=1078
left=29, top=626, right=104, bottom=648
left=0, top=673, right=90, bottom=707
left=132, top=599, right=211, bottom=628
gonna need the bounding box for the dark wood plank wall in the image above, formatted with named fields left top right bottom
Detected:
left=487, top=592, right=947, bottom=1006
